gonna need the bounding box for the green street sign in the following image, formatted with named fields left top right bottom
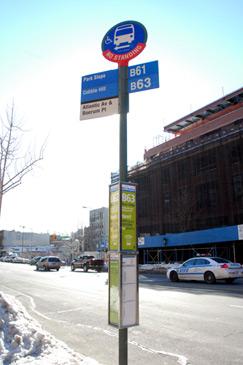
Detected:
left=121, top=184, right=137, bottom=251
left=109, top=184, right=120, bottom=250
left=109, top=253, right=119, bottom=325
left=109, top=182, right=137, bottom=251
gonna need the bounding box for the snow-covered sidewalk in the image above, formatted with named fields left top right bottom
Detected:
left=0, top=292, right=101, bottom=365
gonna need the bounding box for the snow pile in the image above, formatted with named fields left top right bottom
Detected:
left=0, top=292, right=100, bottom=365
left=139, top=262, right=180, bottom=273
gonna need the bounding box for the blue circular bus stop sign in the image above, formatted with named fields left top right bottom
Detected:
left=102, top=20, right=147, bottom=66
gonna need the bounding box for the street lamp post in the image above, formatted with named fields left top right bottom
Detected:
left=81, top=206, right=92, bottom=252
left=20, top=225, right=25, bottom=255
left=82, top=205, right=92, bottom=227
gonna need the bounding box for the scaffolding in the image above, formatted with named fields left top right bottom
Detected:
left=140, top=243, right=239, bottom=264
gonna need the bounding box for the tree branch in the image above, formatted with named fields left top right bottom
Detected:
left=0, top=101, right=45, bottom=215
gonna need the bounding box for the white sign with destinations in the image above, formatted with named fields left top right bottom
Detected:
left=80, top=97, right=118, bottom=121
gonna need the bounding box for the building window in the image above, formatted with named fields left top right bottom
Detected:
left=178, top=160, right=189, bottom=180
left=232, top=174, right=243, bottom=202
left=231, top=143, right=242, bottom=164
left=161, top=167, right=170, bottom=184
left=163, top=191, right=171, bottom=206
left=196, top=181, right=217, bottom=209
left=194, top=152, right=216, bottom=175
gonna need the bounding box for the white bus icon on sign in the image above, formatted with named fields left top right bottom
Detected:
left=114, top=24, right=135, bottom=50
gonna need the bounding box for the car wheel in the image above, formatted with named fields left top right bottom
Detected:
left=56, top=268, right=59, bottom=271
left=83, top=264, right=89, bottom=272
left=71, top=265, right=75, bottom=271
left=204, top=271, right=216, bottom=284
left=225, top=278, right=235, bottom=284
left=36, top=266, right=39, bottom=271
left=169, top=271, right=179, bottom=282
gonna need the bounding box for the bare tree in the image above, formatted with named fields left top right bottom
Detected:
left=0, top=102, right=44, bottom=216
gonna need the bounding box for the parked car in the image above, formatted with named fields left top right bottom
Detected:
left=36, top=256, right=62, bottom=271
left=2, top=255, right=17, bottom=262
left=71, top=255, right=104, bottom=272
left=167, top=256, right=242, bottom=284
left=30, top=256, right=42, bottom=265
left=13, top=256, right=30, bottom=264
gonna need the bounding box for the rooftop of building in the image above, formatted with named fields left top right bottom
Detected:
left=141, top=86, right=243, bottom=162
left=164, top=87, right=243, bottom=134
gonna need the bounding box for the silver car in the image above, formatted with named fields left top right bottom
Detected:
left=36, top=256, right=61, bottom=271
left=167, top=256, right=242, bottom=284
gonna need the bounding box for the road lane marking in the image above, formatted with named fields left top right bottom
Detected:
left=1, top=285, right=66, bottom=322
left=129, top=340, right=189, bottom=365
left=2, top=286, right=190, bottom=365
left=77, top=324, right=190, bottom=365
left=56, top=307, right=84, bottom=314
left=230, top=305, right=243, bottom=309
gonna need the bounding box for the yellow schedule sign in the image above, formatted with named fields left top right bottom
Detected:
left=121, top=184, right=137, bottom=251
left=109, top=253, right=119, bottom=325
left=108, top=183, right=138, bottom=328
left=109, top=183, right=137, bottom=251
left=109, top=184, right=120, bottom=250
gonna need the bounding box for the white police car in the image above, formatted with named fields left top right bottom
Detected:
left=167, top=256, right=242, bottom=284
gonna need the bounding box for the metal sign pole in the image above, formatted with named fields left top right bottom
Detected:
left=118, top=64, right=129, bottom=365
left=119, top=65, right=129, bottom=181
left=101, top=20, right=148, bottom=365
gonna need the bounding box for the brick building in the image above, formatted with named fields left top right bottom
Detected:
left=129, top=87, right=243, bottom=264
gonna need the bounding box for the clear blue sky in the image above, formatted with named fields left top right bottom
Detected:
left=0, top=0, right=242, bottom=233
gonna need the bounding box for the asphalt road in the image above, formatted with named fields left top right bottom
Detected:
left=1, top=263, right=243, bottom=365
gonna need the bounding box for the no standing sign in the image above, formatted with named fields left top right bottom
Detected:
left=102, top=20, right=147, bottom=66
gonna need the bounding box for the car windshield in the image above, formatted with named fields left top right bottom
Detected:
left=211, top=257, right=231, bottom=263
